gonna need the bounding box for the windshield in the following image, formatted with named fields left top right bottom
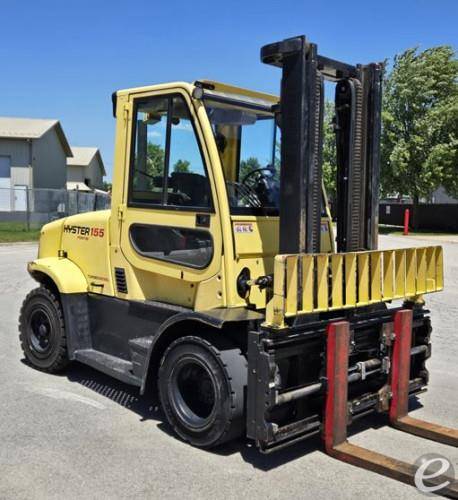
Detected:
left=205, top=100, right=281, bottom=215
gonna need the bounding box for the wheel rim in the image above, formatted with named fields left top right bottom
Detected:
left=28, top=308, right=53, bottom=356
left=169, top=358, right=217, bottom=430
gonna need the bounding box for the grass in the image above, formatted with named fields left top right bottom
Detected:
left=0, top=222, right=41, bottom=243
left=378, top=224, right=404, bottom=235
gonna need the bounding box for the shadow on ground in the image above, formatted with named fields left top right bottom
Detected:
left=50, top=360, right=425, bottom=471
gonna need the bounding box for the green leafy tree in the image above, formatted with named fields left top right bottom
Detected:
left=173, top=159, right=191, bottom=172
left=132, top=142, right=166, bottom=191
left=274, top=140, right=281, bottom=169
left=132, top=142, right=165, bottom=190
left=322, top=101, right=337, bottom=202
left=381, top=46, right=458, bottom=221
left=146, top=142, right=165, bottom=178
left=240, top=157, right=261, bottom=181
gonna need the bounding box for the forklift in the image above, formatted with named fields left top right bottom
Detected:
left=20, top=35, right=457, bottom=494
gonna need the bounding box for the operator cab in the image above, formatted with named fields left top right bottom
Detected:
left=110, top=79, right=333, bottom=310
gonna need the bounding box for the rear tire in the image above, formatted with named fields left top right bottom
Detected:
left=158, top=335, right=247, bottom=448
left=19, top=286, right=69, bottom=373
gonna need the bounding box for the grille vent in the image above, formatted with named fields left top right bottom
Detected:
left=114, top=267, right=128, bottom=294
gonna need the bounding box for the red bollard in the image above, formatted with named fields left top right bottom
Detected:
left=403, top=209, right=410, bottom=236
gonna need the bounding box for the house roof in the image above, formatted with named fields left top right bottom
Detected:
left=0, top=116, right=72, bottom=156
left=66, top=181, right=92, bottom=191
left=67, top=147, right=106, bottom=176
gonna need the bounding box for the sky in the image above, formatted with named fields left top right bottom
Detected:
left=1, top=0, right=456, bottom=180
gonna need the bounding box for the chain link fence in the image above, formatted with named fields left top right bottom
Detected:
left=0, top=187, right=111, bottom=232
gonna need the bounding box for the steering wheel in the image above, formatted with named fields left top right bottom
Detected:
left=241, top=167, right=274, bottom=187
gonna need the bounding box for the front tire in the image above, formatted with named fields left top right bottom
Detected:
left=158, top=336, right=247, bottom=448
left=19, top=286, right=69, bottom=373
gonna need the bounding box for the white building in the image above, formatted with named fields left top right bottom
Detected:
left=430, top=186, right=458, bottom=204
left=0, top=116, right=72, bottom=210
left=67, top=147, right=105, bottom=191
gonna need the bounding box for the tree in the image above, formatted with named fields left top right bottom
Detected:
left=322, top=101, right=337, bottom=202
left=173, top=159, right=190, bottom=173
left=133, top=142, right=165, bottom=190
left=381, top=46, right=458, bottom=219
left=146, top=142, right=165, bottom=178
left=131, top=142, right=166, bottom=190
left=240, top=157, right=261, bottom=180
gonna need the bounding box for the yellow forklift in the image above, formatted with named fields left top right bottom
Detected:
left=20, top=35, right=457, bottom=494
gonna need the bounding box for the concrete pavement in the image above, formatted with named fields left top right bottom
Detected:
left=0, top=239, right=456, bottom=499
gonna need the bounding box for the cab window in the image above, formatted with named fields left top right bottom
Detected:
left=129, top=94, right=212, bottom=210
left=129, top=224, right=213, bottom=269
left=205, top=100, right=280, bottom=215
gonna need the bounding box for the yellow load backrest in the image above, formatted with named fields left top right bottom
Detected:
left=265, top=246, right=444, bottom=328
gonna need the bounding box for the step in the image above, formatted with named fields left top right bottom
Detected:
left=74, top=348, right=141, bottom=387
left=128, top=336, right=154, bottom=354
left=128, top=336, right=154, bottom=379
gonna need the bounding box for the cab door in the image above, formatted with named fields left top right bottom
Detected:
left=119, top=89, right=222, bottom=305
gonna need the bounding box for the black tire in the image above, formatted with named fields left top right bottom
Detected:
left=19, top=286, right=69, bottom=373
left=158, top=335, right=247, bottom=448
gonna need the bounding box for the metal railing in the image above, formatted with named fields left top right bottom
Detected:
left=0, top=187, right=111, bottom=230
left=265, top=246, right=444, bottom=328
